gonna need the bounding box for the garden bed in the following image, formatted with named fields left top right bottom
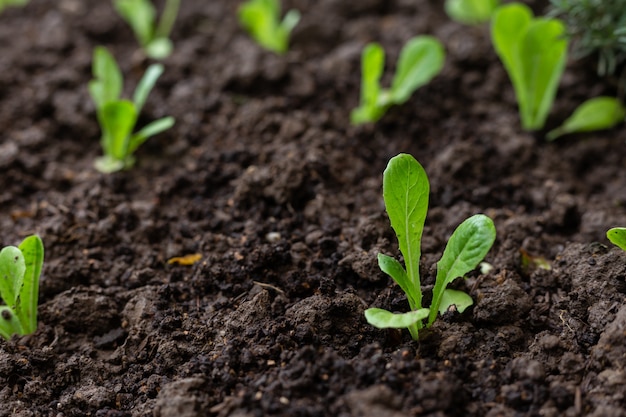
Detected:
left=1, top=0, right=626, bottom=415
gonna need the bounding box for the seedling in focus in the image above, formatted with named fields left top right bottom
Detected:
left=238, top=0, right=300, bottom=54
left=364, top=154, right=496, bottom=340
left=0, top=235, right=44, bottom=340
left=491, top=3, right=568, bottom=131
left=607, top=227, right=626, bottom=251
left=114, top=0, right=180, bottom=59
left=547, top=96, right=625, bottom=140
left=351, top=36, right=445, bottom=125
left=89, top=46, right=174, bottom=173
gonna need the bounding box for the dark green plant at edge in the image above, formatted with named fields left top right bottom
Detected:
left=364, top=154, right=496, bottom=340
left=0, top=235, right=44, bottom=340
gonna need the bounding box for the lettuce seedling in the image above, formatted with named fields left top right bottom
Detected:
left=364, top=154, right=496, bottom=340
left=0, top=235, right=44, bottom=340
left=547, top=96, right=625, bottom=141
left=0, top=0, right=28, bottom=13
left=351, top=36, right=445, bottom=125
left=491, top=3, right=568, bottom=131
left=607, top=227, right=626, bottom=251
left=238, top=0, right=300, bottom=54
left=114, top=0, right=180, bottom=59
left=445, top=0, right=500, bottom=25
left=89, top=46, right=175, bottom=173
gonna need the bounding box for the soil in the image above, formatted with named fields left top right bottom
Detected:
left=1, top=0, right=626, bottom=416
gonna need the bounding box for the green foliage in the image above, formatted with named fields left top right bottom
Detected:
left=114, top=0, right=180, bottom=59
left=547, top=96, right=625, bottom=140
left=238, top=0, right=300, bottom=54
left=445, top=0, right=500, bottom=25
left=549, top=0, right=626, bottom=76
left=89, top=46, right=174, bottom=173
left=607, top=227, right=626, bottom=251
left=364, top=154, right=496, bottom=340
left=0, top=0, right=27, bottom=13
left=0, top=235, right=44, bottom=340
left=491, top=3, right=568, bottom=131
left=351, top=36, right=445, bottom=125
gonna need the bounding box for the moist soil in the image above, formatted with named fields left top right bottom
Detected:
left=1, top=0, right=626, bottom=416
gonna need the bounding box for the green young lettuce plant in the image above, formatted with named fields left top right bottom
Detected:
left=238, top=0, right=300, bottom=54
left=491, top=3, right=568, bottom=131
left=0, top=235, right=44, bottom=340
left=607, top=227, right=626, bottom=251
left=113, top=0, right=180, bottom=59
left=547, top=96, right=625, bottom=140
left=89, top=46, right=175, bottom=173
left=364, top=154, right=496, bottom=340
left=445, top=0, right=500, bottom=25
left=0, top=0, right=28, bottom=13
left=351, top=36, right=445, bottom=125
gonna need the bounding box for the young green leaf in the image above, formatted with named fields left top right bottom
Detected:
left=428, top=214, right=496, bottom=325
left=0, top=307, right=23, bottom=340
left=351, top=36, right=445, bottom=125
left=445, top=0, right=500, bottom=25
left=547, top=97, right=625, bottom=141
left=364, top=307, right=430, bottom=329
left=492, top=3, right=568, bottom=131
left=133, top=63, right=164, bottom=112
left=607, top=227, right=626, bottom=251
left=238, top=0, right=300, bottom=54
left=16, top=235, right=43, bottom=334
left=0, top=246, right=25, bottom=310
left=439, top=289, right=474, bottom=315
left=89, top=47, right=123, bottom=109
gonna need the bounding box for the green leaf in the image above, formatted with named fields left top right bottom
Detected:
left=491, top=3, right=568, bottom=130
left=389, top=36, right=445, bottom=104
left=350, top=43, right=386, bottom=125
left=114, top=0, right=156, bottom=48
left=89, top=47, right=123, bottom=109
left=128, top=116, right=174, bottom=155
left=0, top=246, right=24, bottom=309
left=98, top=100, right=138, bottom=161
left=133, top=63, right=164, bottom=112
left=438, top=289, right=473, bottom=314
left=17, top=235, right=43, bottom=335
left=383, top=154, right=429, bottom=310
left=547, top=97, right=625, bottom=141
left=377, top=253, right=417, bottom=309
left=155, top=0, right=180, bottom=40
left=428, top=214, right=495, bottom=325
left=145, top=38, right=173, bottom=60
left=238, top=0, right=298, bottom=54
left=445, top=0, right=500, bottom=25
left=365, top=307, right=430, bottom=329
left=0, top=307, right=23, bottom=341
left=607, top=227, right=626, bottom=251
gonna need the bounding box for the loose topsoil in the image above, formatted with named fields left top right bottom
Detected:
left=2, top=0, right=626, bottom=416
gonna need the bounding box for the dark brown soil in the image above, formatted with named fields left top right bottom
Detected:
left=2, top=0, right=626, bottom=416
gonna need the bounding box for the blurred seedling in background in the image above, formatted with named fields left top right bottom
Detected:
left=445, top=0, right=500, bottom=25
left=89, top=46, right=174, bottom=173
left=0, top=0, right=28, bottom=13
left=238, top=0, right=300, bottom=54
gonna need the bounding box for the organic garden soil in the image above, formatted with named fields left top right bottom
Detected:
left=1, top=0, right=626, bottom=416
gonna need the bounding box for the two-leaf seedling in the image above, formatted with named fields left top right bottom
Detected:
left=238, top=0, right=300, bottom=54
left=365, top=154, right=496, bottom=340
left=89, top=46, right=174, bottom=173
left=445, top=0, right=500, bottom=25
left=351, top=36, right=445, bottom=125
left=114, top=0, right=180, bottom=59
left=491, top=3, right=568, bottom=131
left=0, top=235, right=44, bottom=341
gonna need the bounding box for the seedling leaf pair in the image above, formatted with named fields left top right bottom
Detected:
left=491, top=3, right=568, bottom=131
left=238, top=0, right=300, bottom=54
left=365, top=154, right=496, bottom=340
left=547, top=97, right=625, bottom=140
left=89, top=47, right=174, bottom=173
left=445, top=0, right=500, bottom=25
left=114, top=0, right=180, bottom=59
left=0, top=235, right=44, bottom=340
left=351, top=36, right=445, bottom=125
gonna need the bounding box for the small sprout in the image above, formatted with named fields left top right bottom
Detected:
left=547, top=96, right=625, bottom=141
left=0, top=235, right=44, bottom=340
left=491, top=3, right=568, bottom=131
left=238, top=0, right=300, bottom=54
left=167, top=254, right=202, bottom=266
left=351, top=36, right=445, bottom=125
left=89, top=46, right=175, bottom=173
left=548, top=0, right=626, bottom=76
left=607, top=227, right=626, bottom=251
left=0, top=0, right=28, bottom=13
left=113, top=0, right=180, bottom=59
left=364, top=154, right=496, bottom=340
left=445, top=0, right=500, bottom=25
